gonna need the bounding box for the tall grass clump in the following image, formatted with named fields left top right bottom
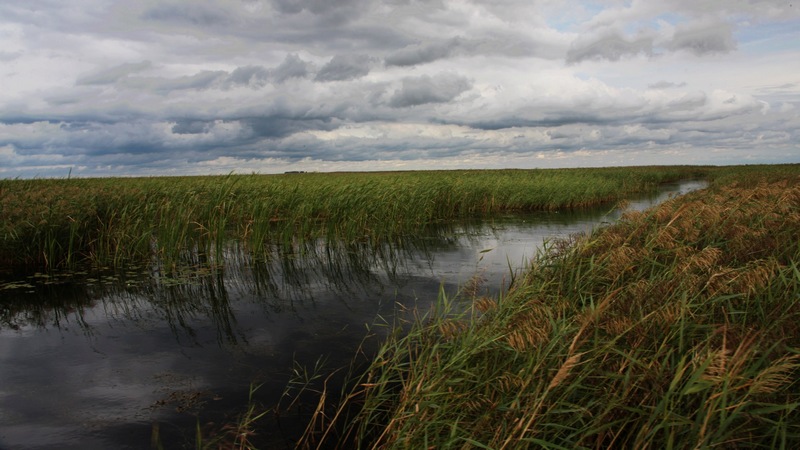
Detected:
left=308, top=171, right=800, bottom=449
left=0, top=165, right=742, bottom=272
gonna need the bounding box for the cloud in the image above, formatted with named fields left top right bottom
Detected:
left=567, top=31, right=654, bottom=63
left=79, top=58, right=311, bottom=94
left=565, top=2, right=745, bottom=64
left=244, top=116, right=338, bottom=139
left=224, top=66, right=270, bottom=88
left=567, top=19, right=736, bottom=64
left=76, top=61, right=153, bottom=86
left=388, top=74, right=473, bottom=108
left=0, top=0, right=798, bottom=177
left=648, top=81, right=687, bottom=89
left=667, top=21, right=736, bottom=55
left=384, top=33, right=555, bottom=67
left=314, top=54, right=374, bottom=82
left=171, top=120, right=212, bottom=135
left=271, top=0, right=366, bottom=17
left=385, top=37, right=466, bottom=66
left=140, top=3, right=232, bottom=27
left=272, top=54, right=311, bottom=83
left=123, top=70, right=228, bottom=93
left=0, top=51, right=23, bottom=62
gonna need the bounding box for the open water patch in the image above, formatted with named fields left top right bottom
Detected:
left=0, top=180, right=707, bottom=449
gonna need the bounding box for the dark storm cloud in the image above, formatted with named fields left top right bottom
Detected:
left=76, top=61, right=152, bottom=86
left=388, top=74, right=472, bottom=108
left=314, top=54, right=374, bottom=82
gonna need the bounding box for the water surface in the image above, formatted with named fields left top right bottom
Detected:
left=0, top=180, right=705, bottom=449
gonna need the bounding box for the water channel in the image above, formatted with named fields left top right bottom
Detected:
left=0, top=180, right=706, bottom=449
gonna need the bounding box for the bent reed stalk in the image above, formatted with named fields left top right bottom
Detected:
left=302, top=167, right=800, bottom=449
left=1, top=166, right=715, bottom=272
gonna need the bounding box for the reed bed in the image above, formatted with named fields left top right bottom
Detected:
left=305, top=169, right=800, bottom=449
left=0, top=166, right=711, bottom=272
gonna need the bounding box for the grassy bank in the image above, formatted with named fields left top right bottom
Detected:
left=1, top=166, right=711, bottom=272
left=305, top=167, right=800, bottom=449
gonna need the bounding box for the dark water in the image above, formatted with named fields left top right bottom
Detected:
left=0, top=181, right=705, bottom=449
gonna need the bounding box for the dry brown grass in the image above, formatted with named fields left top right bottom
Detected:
left=314, top=171, right=800, bottom=450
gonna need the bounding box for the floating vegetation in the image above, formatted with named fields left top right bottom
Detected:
left=0, top=281, right=35, bottom=291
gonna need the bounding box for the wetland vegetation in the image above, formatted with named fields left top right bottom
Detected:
left=302, top=165, right=800, bottom=449
left=1, top=166, right=711, bottom=273
left=1, top=164, right=799, bottom=449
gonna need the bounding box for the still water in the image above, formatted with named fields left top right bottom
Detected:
left=0, top=181, right=705, bottom=449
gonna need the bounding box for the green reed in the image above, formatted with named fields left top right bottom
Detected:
left=0, top=165, right=744, bottom=272
left=303, top=168, right=800, bottom=449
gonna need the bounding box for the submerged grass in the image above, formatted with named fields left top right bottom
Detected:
left=1, top=166, right=714, bottom=272
left=306, top=168, right=800, bottom=449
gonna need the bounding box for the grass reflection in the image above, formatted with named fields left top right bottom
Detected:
left=0, top=233, right=453, bottom=344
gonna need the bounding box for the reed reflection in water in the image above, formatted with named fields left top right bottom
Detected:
left=0, top=229, right=484, bottom=448
left=0, top=180, right=707, bottom=449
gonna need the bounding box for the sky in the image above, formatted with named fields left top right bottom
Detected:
left=1, top=0, right=799, bottom=178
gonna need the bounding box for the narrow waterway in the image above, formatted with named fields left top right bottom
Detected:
left=0, top=180, right=706, bottom=449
